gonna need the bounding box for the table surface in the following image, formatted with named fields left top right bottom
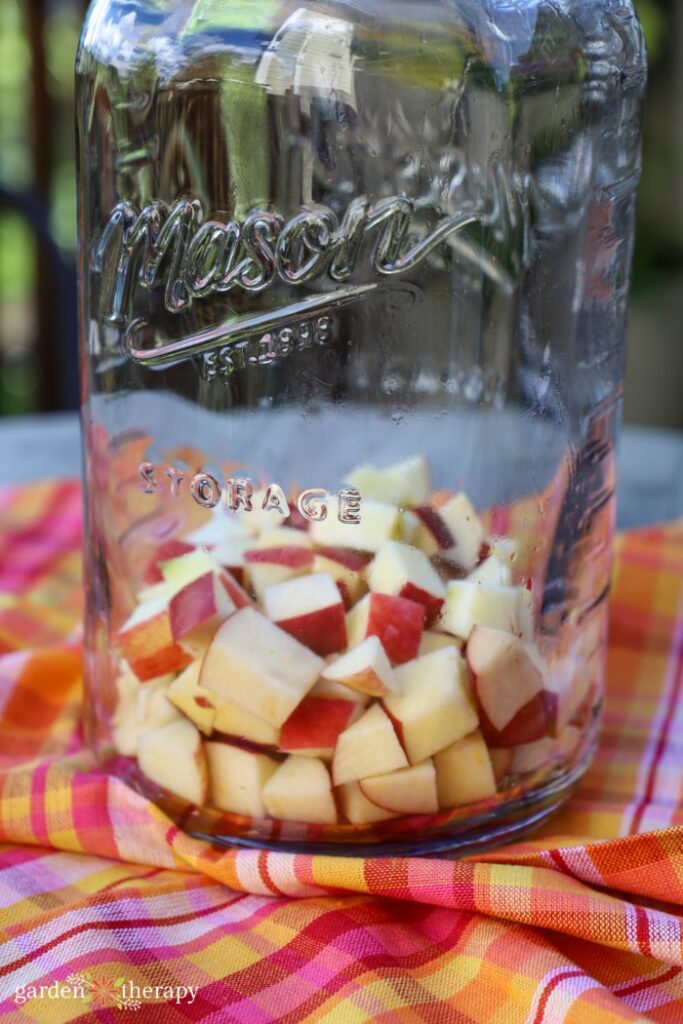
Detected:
left=1, top=412, right=682, bottom=529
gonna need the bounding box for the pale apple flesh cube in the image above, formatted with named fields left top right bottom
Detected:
left=167, top=660, right=216, bottom=735
left=344, top=455, right=430, bottom=507
left=262, top=755, right=338, bottom=824
left=489, top=537, right=519, bottom=571
left=168, top=571, right=236, bottom=641
left=332, top=703, right=409, bottom=785
left=367, top=540, right=445, bottom=624
left=337, top=781, right=398, bottom=824
left=418, top=632, right=463, bottom=657
left=434, top=731, right=497, bottom=808
left=199, top=607, right=324, bottom=726
left=439, top=494, right=486, bottom=571
left=205, top=741, right=278, bottom=817
left=159, top=548, right=218, bottom=590
left=467, top=626, right=545, bottom=739
left=436, top=580, right=526, bottom=641
left=467, top=554, right=512, bottom=587
left=244, top=554, right=313, bottom=604
left=235, top=487, right=291, bottom=534
left=254, top=527, right=314, bottom=550
left=138, top=718, right=208, bottom=805
left=359, top=759, right=439, bottom=814
left=383, top=646, right=478, bottom=764
left=309, top=498, right=400, bottom=553
left=262, top=572, right=347, bottom=656
left=213, top=701, right=280, bottom=748
left=321, top=635, right=399, bottom=697
left=112, top=667, right=182, bottom=757
left=509, top=736, right=559, bottom=775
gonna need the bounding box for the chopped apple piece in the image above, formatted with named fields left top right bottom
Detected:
left=332, top=704, right=409, bottom=785
left=436, top=580, right=528, bottom=640
left=138, top=718, right=208, bottom=805
left=337, top=781, right=397, bottom=824
left=186, top=512, right=252, bottom=547
left=321, top=636, right=399, bottom=697
left=383, top=646, right=478, bottom=764
left=488, top=747, right=513, bottom=783
left=310, top=498, right=400, bottom=553
left=235, top=487, right=291, bottom=534
left=262, top=573, right=346, bottom=656
left=117, top=597, right=193, bottom=681
left=210, top=535, right=252, bottom=583
left=312, top=546, right=369, bottom=607
left=468, top=554, right=512, bottom=587
left=244, top=545, right=314, bottom=602
left=280, top=697, right=362, bottom=757
left=159, top=548, right=217, bottom=589
left=359, top=759, right=438, bottom=814
left=309, top=676, right=371, bottom=706
left=205, top=741, right=278, bottom=817
left=367, top=541, right=446, bottom=624
left=168, top=572, right=235, bottom=641
left=509, top=737, right=557, bottom=774
left=199, top=607, right=323, bottom=726
left=143, top=539, right=195, bottom=584
left=346, top=591, right=424, bottom=666
left=213, top=702, right=280, bottom=748
left=113, top=667, right=178, bottom=756
left=434, top=731, right=497, bottom=808
left=256, top=527, right=313, bottom=550
left=489, top=537, right=518, bottom=571
left=262, top=755, right=337, bottom=823
left=418, top=631, right=461, bottom=656
left=167, top=660, right=216, bottom=735
left=409, top=494, right=485, bottom=571
left=344, top=456, right=430, bottom=507
left=467, top=626, right=547, bottom=745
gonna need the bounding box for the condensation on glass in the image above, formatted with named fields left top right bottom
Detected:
left=76, top=0, right=646, bottom=853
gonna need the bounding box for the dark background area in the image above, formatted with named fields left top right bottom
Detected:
left=0, top=0, right=679, bottom=424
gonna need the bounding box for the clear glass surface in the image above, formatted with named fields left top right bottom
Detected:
left=77, top=0, right=646, bottom=851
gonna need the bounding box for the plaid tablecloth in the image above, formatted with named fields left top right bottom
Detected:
left=1, top=480, right=683, bottom=1023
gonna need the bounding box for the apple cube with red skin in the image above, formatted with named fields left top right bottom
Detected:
left=262, top=755, right=338, bottom=824
left=383, top=646, right=478, bottom=764
left=280, top=697, right=362, bottom=758
left=321, top=636, right=399, bottom=697
left=344, top=456, right=430, bottom=507
left=346, top=592, right=424, bottom=666
left=210, top=535, right=252, bottom=585
left=408, top=494, right=485, bottom=571
left=310, top=498, right=401, bottom=553
left=244, top=545, right=314, bottom=603
left=167, top=660, right=216, bottom=735
left=205, top=740, right=278, bottom=817
left=199, top=607, right=324, bottom=726
left=367, top=541, right=446, bottom=625
left=312, top=546, right=369, bottom=607
left=168, top=571, right=236, bottom=641
left=467, top=626, right=547, bottom=745
left=332, top=703, right=409, bottom=785
left=213, top=702, right=281, bottom=749
left=337, top=781, right=397, bottom=824
left=138, top=717, right=208, bottom=805
left=262, top=573, right=347, bottom=656
left=434, top=731, right=497, bottom=808
left=359, top=759, right=439, bottom=815
left=143, top=539, right=195, bottom=584
left=117, top=597, right=194, bottom=681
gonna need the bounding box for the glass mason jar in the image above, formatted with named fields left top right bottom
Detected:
left=77, top=0, right=645, bottom=854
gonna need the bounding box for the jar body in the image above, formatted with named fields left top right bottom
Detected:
left=77, top=0, right=645, bottom=852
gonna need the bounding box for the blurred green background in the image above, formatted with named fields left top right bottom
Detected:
left=0, top=0, right=679, bottom=424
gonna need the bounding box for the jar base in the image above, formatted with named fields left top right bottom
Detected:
left=187, top=746, right=593, bottom=858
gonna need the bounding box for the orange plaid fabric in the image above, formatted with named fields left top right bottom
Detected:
left=1, top=480, right=683, bottom=1023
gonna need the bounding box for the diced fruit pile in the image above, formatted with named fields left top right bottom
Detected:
left=112, top=456, right=590, bottom=829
